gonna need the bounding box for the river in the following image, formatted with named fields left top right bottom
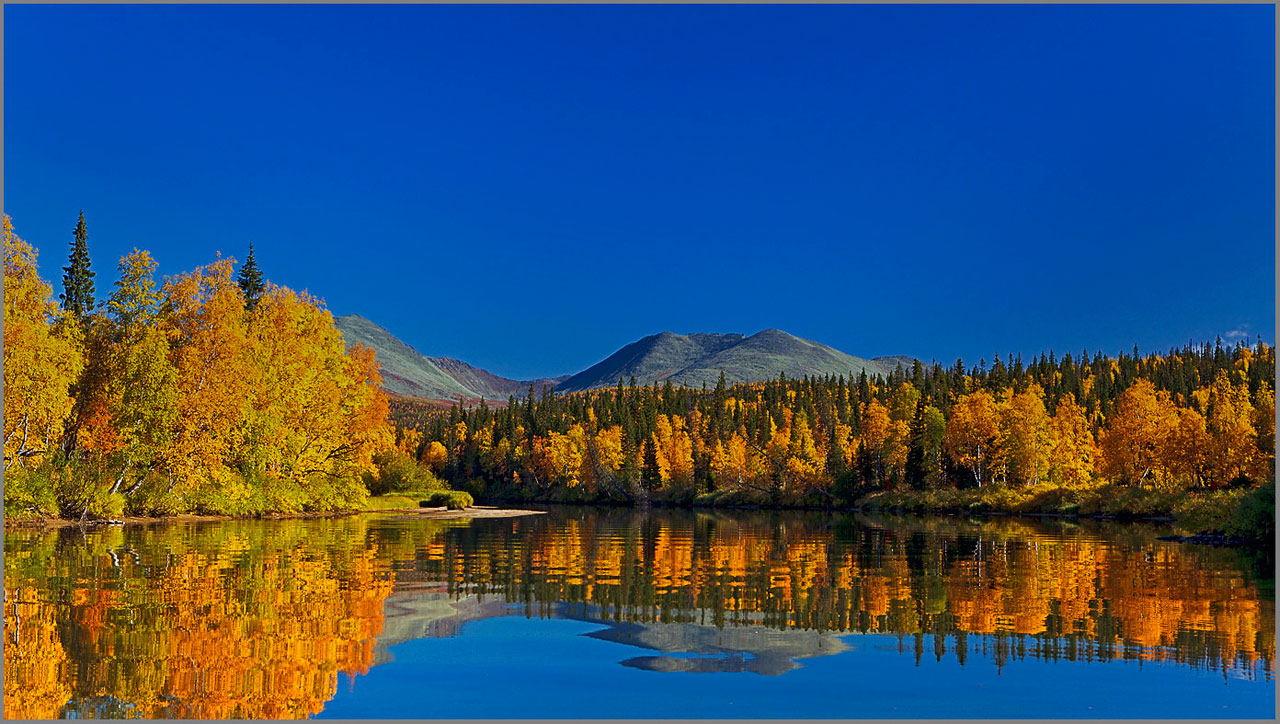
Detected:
left=3, top=506, right=1274, bottom=718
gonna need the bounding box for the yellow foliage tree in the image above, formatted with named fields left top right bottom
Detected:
left=944, top=390, right=1001, bottom=487
left=3, top=216, right=84, bottom=473
left=1047, top=394, right=1097, bottom=486
left=1201, top=372, right=1258, bottom=485
left=1000, top=384, right=1052, bottom=486
left=1099, top=380, right=1178, bottom=485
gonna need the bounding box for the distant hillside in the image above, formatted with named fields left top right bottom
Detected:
left=555, top=332, right=745, bottom=393
left=873, top=355, right=919, bottom=373
left=333, top=315, right=561, bottom=403
left=557, top=328, right=906, bottom=393
left=334, top=315, right=478, bottom=401
left=336, top=314, right=918, bottom=402
left=429, top=356, right=565, bottom=401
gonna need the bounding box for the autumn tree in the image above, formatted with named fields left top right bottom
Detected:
left=1000, top=384, right=1052, bottom=486
left=1100, top=380, right=1178, bottom=485
left=1200, top=372, right=1258, bottom=485
left=920, top=405, right=947, bottom=488
left=860, top=400, right=892, bottom=487
left=1047, top=394, right=1097, bottom=486
left=944, top=390, right=1000, bottom=487
left=241, top=283, right=392, bottom=510
left=1251, top=383, right=1274, bottom=481
left=161, top=256, right=253, bottom=508
left=73, top=250, right=179, bottom=513
left=1164, top=407, right=1211, bottom=487
left=3, top=216, right=84, bottom=477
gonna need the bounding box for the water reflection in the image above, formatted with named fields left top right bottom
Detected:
left=3, top=507, right=1274, bottom=718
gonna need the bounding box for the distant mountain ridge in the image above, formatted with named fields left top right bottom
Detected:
left=333, top=315, right=564, bottom=402
left=334, top=314, right=917, bottom=403
left=557, top=329, right=907, bottom=392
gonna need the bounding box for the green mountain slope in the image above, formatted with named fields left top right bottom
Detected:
left=429, top=356, right=565, bottom=401
left=334, top=314, right=563, bottom=402
left=336, top=314, right=918, bottom=402
left=557, top=328, right=906, bottom=393
left=668, top=329, right=896, bottom=388
left=334, top=315, right=479, bottom=400
left=555, top=332, right=745, bottom=391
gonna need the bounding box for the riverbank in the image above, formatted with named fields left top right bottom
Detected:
left=2, top=503, right=544, bottom=531
left=470, top=479, right=1275, bottom=545
left=851, top=480, right=1274, bottom=542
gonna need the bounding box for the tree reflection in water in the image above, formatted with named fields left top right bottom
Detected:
left=4, top=507, right=1274, bottom=718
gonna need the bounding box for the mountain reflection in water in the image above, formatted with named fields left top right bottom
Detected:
left=3, top=506, right=1274, bottom=719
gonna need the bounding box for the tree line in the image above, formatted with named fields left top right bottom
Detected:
left=4, top=213, right=394, bottom=518
left=394, top=335, right=1274, bottom=506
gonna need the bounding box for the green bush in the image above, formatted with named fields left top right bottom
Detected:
left=1222, top=481, right=1274, bottom=542
left=364, top=450, right=443, bottom=496
left=421, top=490, right=473, bottom=510
left=52, top=461, right=129, bottom=519
left=3, top=466, right=59, bottom=518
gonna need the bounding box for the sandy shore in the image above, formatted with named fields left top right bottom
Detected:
left=4, top=505, right=545, bottom=531
left=369, top=505, right=546, bottom=521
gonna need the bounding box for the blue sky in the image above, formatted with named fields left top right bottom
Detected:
left=5, top=5, right=1274, bottom=379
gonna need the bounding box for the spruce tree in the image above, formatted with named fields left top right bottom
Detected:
left=641, top=437, right=662, bottom=491
left=619, top=433, right=639, bottom=486
left=237, top=243, right=266, bottom=309
left=904, top=400, right=928, bottom=490
left=61, top=210, right=96, bottom=318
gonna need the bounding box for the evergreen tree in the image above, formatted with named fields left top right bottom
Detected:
left=237, top=243, right=266, bottom=310
left=61, top=210, right=96, bottom=318
left=641, top=436, right=662, bottom=491
left=904, top=400, right=928, bottom=490
left=619, top=433, right=639, bottom=486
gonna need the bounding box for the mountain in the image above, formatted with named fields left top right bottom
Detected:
left=554, top=332, right=745, bottom=393
left=333, top=315, right=563, bottom=403
left=873, top=355, right=919, bottom=373
left=429, top=356, right=566, bottom=401
left=557, top=328, right=907, bottom=393
left=335, top=314, right=918, bottom=402
left=333, top=314, right=477, bottom=401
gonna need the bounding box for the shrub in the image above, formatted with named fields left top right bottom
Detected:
left=1223, top=481, right=1274, bottom=542
left=3, top=465, right=58, bottom=518
left=364, top=450, right=443, bottom=496
left=422, top=490, right=473, bottom=510
left=53, top=460, right=128, bottom=519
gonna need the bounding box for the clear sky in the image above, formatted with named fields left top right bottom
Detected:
left=5, top=5, right=1274, bottom=380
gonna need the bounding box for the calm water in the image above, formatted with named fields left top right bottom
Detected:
left=3, top=506, right=1275, bottom=719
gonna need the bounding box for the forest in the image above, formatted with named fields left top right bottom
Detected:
left=5, top=211, right=1275, bottom=533
left=4, top=214, right=394, bottom=518
left=394, top=331, right=1275, bottom=532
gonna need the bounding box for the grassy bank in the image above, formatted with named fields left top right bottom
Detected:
left=851, top=481, right=1273, bottom=538
left=4, top=491, right=506, bottom=530
left=467, top=479, right=1275, bottom=544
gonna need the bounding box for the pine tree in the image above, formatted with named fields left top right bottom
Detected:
left=904, top=400, right=928, bottom=490
left=641, top=436, right=662, bottom=491
left=619, top=432, right=639, bottom=485
left=237, top=243, right=266, bottom=310
left=61, top=210, right=95, bottom=318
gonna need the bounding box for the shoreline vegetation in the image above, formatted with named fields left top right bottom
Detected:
left=3, top=503, right=545, bottom=531
left=471, top=480, right=1276, bottom=546
left=3, top=212, right=1274, bottom=547
left=5, top=484, right=1267, bottom=547
left=5, top=215, right=399, bottom=521
left=391, top=327, right=1274, bottom=548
